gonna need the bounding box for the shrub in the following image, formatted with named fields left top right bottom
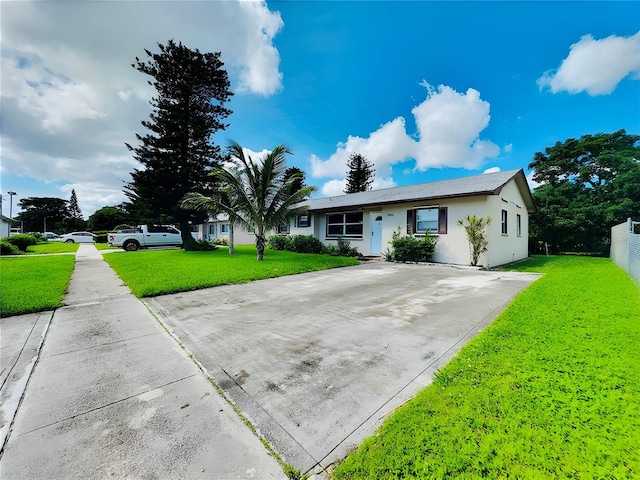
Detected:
left=190, top=239, right=218, bottom=251
left=287, top=235, right=323, bottom=254
left=388, top=227, right=437, bottom=263
left=211, top=238, right=229, bottom=246
left=322, top=237, right=360, bottom=257
left=92, top=230, right=112, bottom=244
left=268, top=235, right=289, bottom=251
left=1, top=238, right=21, bottom=255
left=29, top=232, right=47, bottom=242
left=8, top=233, right=38, bottom=252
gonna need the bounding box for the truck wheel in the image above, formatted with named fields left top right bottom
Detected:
left=123, top=240, right=140, bottom=252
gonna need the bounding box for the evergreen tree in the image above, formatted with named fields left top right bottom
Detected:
left=283, top=167, right=309, bottom=198
left=62, top=189, right=86, bottom=232
left=344, top=153, right=375, bottom=193
left=68, top=189, right=83, bottom=220
left=124, top=39, right=233, bottom=250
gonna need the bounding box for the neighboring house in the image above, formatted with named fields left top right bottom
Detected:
left=287, top=169, right=535, bottom=267
left=191, top=214, right=257, bottom=245
left=1, top=215, right=11, bottom=238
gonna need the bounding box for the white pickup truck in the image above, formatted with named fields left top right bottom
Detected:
left=108, top=225, right=183, bottom=251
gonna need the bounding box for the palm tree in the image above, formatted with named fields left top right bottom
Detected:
left=457, top=215, right=492, bottom=266
left=183, top=142, right=315, bottom=260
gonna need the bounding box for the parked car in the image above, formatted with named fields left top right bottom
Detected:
left=44, top=232, right=60, bottom=240
left=59, top=231, right=97, bottom=243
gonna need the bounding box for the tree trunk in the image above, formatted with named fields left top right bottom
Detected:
left=180, top=220, right=197, bottom=251
left=256, top=234, right=266, bottom=261
left=229, top=223, right=235, bottom=255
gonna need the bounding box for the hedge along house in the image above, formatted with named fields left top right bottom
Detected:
left=288, top=169, right=536, bottom=267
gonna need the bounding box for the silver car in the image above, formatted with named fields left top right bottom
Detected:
left=59, top=231, right=97, bottom=243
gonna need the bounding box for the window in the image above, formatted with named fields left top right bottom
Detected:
left=221, top=224, right=229, bottom=234
left=501, top=210, right=508, bottom=235
left=406, top=207, right=447, bottom=234
left=296, top=214, right=310, bottom=227
left=326, top=212, right=363, bottom=237
left=209, top=224, right=216, bottom=235
left=516, top=214, right=522, bottom=237
left=277, top=223, right=290, bottom=234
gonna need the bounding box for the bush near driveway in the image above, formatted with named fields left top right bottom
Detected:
left=333, top=256, right=640, bottom=478
left=103, top=244, right=359, bottom=297
left=0, top=255, right=76, bottom=316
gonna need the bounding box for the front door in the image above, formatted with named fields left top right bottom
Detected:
left=370, top=213, right=383, bottom=255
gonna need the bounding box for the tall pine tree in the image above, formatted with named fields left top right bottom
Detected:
left=124, top=40, right=232, bottom=249
left=62, top=189, right=86, bottom=232
left=344, top=153, right=375, bottom=193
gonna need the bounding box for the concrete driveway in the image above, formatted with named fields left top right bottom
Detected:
left=144, top=262, right=539, bottom=474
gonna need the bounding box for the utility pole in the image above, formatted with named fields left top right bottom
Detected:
left=7, top=191, right=17, bottom=237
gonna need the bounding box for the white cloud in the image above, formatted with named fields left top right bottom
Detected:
left=311, top=82, right=499, bottom=194
left=0, top=0, right=284, bottom=215
left=538, top=32, right=640, bottom=95
left=483, top=167, right=501, bottom=174
left=412, top=82, right=500, bottom=170
left=504, top=143, right=513, bottom=153
left=321, top=179, right=348, bottom=196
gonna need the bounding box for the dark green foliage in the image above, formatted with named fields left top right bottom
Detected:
left=29, top=232, right=47, bottom=242
left=124, top=39, right=233, bottom=250
left=87, top=206, right=131, bottom=231
left=267, top=234, right=323, bottom=254
left=387, top=227, right=438, bottom=262
left=282, top=167, right=309, bottom=199
left=92, top=231, right=112, bottom=244
left=1, top=239, right=20, bottom=255
left=15, top=197, right=69, bottom=233
left=529, top=130, right=640, bottom=253
left=191, top=239, right=218, bottom=251
left=7, top=234, right=38, bottom=252
left=344, top=153, right=375, bottom=194
left=322, top=237, right=360, bottom=257
left=267, top=235, right=288, bottom=250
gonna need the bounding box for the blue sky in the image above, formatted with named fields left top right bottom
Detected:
left=1, top=1, right=639, bottom=218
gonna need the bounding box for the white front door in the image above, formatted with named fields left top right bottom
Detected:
left=370, top=213, right=383, bottom=255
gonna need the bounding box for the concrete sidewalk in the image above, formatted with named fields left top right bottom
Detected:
left=0, top=244, right=284, bottom=479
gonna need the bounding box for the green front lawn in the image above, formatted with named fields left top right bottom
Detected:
left=333, top=256, right=640, bottom=478
left=0, top=256, right=76, bottom=316
left=26, top=242, right=79, bottom=254
left=103, top=245, right=360, bottom=297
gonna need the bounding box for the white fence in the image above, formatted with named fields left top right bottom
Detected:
left=611, top=218, right=640, bottom=284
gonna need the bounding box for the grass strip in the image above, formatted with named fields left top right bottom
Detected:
left=103, top=245, right=359, bottom=297
left=25, top=242, right=79, bottom=254
left=1, top=255, right=76, bottom=316
left=333, top=256, right=640, bottom=478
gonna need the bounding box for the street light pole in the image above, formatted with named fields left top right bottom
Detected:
left=7, top=191, right=17, bottom=237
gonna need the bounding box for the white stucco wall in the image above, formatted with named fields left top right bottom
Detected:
left=195, top=220, right=256, bottom=245
left=485, top=180, right=529, bottom=267
left=0, top=220, right=10, bottom=238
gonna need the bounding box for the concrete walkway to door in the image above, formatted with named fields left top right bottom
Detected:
left=144, top=262, right=540, bottom=475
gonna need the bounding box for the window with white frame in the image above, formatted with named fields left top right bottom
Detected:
left=516, top=214, right=522, bottom=237
left=326, top=212, right=363, bottom=237
left=407, top=207, right=447, bottom=234
left=221, top=224, right=229, bottom=234
left=501, top=210, right=508, bottom=235
left=208, top=224, right=215, bottom=235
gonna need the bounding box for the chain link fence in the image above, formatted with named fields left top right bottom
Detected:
left=611, top=218, right=640, bottom=285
